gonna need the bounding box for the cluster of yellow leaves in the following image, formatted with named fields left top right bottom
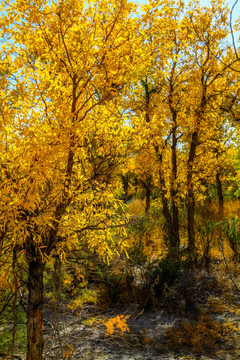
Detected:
left=103, top=314, right=130, bottom=336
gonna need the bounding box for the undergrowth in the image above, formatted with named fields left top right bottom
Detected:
left=167, top=314, right=238, bottom=355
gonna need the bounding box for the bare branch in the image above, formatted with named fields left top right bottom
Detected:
left=230, top=0, right=239, bottom=60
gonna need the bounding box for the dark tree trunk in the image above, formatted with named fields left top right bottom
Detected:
left=27, top=258, right=45, bottom=360
left=168, top=69, right=180, bottom=256
left=161, top=188, right=174, bottom=244
left=145, top=185, right=151, bottom=213
left=158, top=154, right=174, bottom=249
left=171, top=120, right=180, bottom=252
left=141, top=180, right=151, bottom=213
left=187, top=130, right=198, bottom=256
left=216, top=172, right=224, bottom=219
left=186, top=81, right=206, bottom=258
left=121, top=174, right=130, bottom=203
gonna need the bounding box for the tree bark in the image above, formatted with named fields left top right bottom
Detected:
left=145, top=184, right=151, bottom=213
left=168, top=67, right=180, bottom=255
left=158, top=153, right=174, bottom=248
left=120, top=174, right=131, bottom=203
left=171, top=118, right=180, bottom=251
left=187, top=130, right=198, bottom=255
left=187, top=80, right=206, bottom=258
left=141, top=180, right=151, bottom=213
left=216, top=171, right=224, bottom=220
left=27, top=258, right=45, bottom=360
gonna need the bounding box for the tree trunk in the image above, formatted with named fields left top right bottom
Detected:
left=168, top=70, right=180, bottom=256
left=187, top=130, right=198, bottom=256
left=161, top=188, right=174, bottom=245
left=187, top=81, right=206, bottom=259
left=145, top=184, right=151, bottom=213
left=27, top=259, right=45, bottom=360
left=216, top=172, right=224, bottom=220
left=141, top=180, right=151, bottom=213
left=121, top=174, right=130, bottom=203
left=158, top=156, right=174, bottom=249
left=171, top=121, right=180, bottom=252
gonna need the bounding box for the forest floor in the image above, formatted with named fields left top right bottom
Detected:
left=42, top=265, right=240, bottom=360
